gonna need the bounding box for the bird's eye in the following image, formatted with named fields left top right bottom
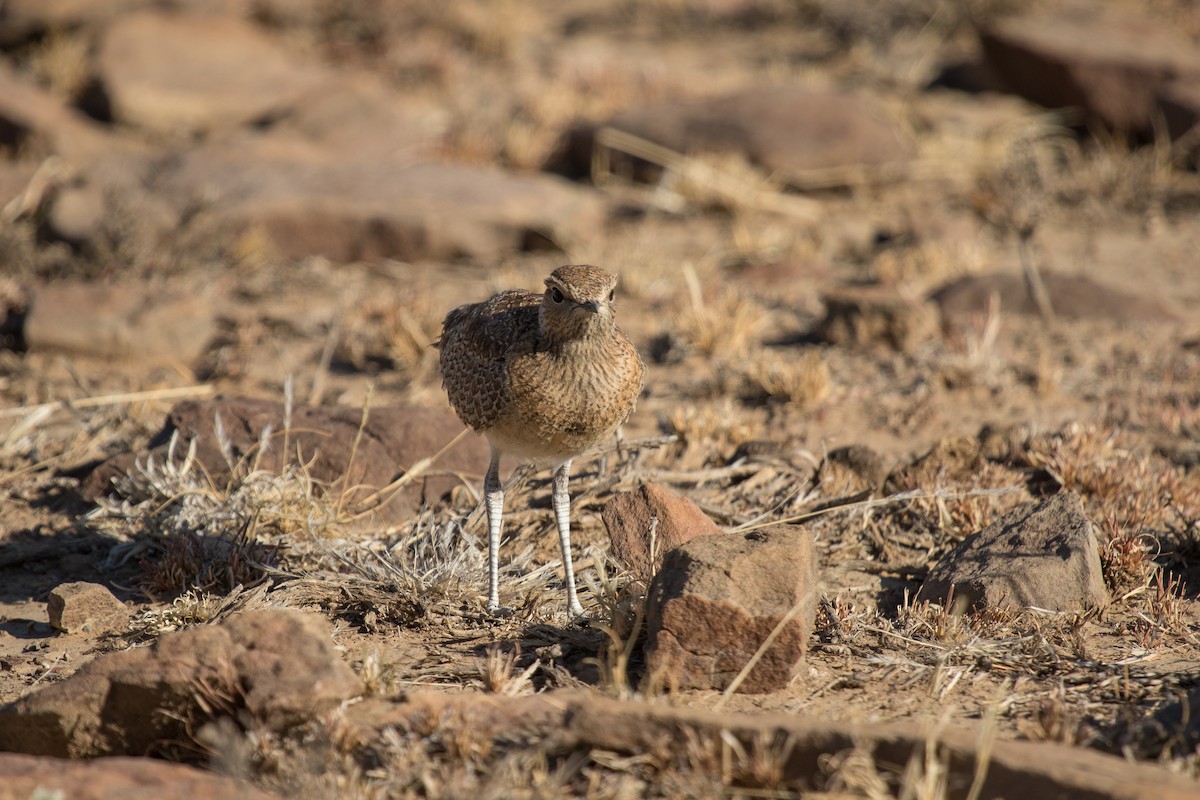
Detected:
left=608, top=289, right=616, bottom=302
left=551, top=287, right=565, bottom=303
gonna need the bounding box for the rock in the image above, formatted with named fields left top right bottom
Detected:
left=601, top=483, right=722, bottom=582
left=916, top=491, right=1109, bottom=614
left=816, top=285, right=940, bottom=352
left=0, top=61, right=117, bottom=165
left=980, top=8, right=1200, bottom=134
left=47, top=582, right=129, bottom=635
left=930, top=271, right=1180, bottom=326
left=23, top=282, right=217, bottom=362
left=95, top=10, right=328, bottom=136
left=563, top=693, right=1200, bottom=800
left=644, top=525, right=818, bottom=693
left=0, top=0, right=152, bottom=45
left=154, top=135, right=605, bottom=262
left=552, top=85, right=914, bottom=185
left=0, top=752, right=274, bottom=800
left=1160, top=81, right=1200, bottom=164
left=81, top=397, right=488, bottom=522
left=272, top=73, right=442, bottom=158
left=0, top=608, right=362, bottom=758
left=345, top=689, right=1200, bottom=800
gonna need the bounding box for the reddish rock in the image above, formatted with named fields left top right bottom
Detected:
left=23, top=282, right=217, bottom=362
left=47, top=582, right=129, bottom=635
left=916, top=491, right=1109, bottom=613
left=980, top=8, right=1200, bottom=134
left=0, top=608, right=362, bottom=758
left=645, top=525, right=818, bottom=693
left=96, top=10, right=327, bottom=135
left=554, top=85, right=914, bottom=185
left=0, top=753, right=273, bottom=800
left=155, top=135, right=605, bottom=262
left=816, top=285, right=940, bottom=352
left=601, top=483, right=722, bottom=582
left=82, top=397, right=487, bottom=521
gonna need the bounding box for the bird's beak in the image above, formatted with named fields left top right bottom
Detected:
left=579, top=300, right=600, bottom=314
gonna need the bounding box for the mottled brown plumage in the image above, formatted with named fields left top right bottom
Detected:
left=438, top=265, right=645, bottom=616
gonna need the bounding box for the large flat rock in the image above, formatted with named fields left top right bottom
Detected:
left=555, top=85, right=914, bottom=185
left=152, top=136, right=606, bottom=262
left=0, top=753, right=273, bottom=800
left=981, top=7, right=1200, bottom=134
left=96, top=10, right=328, bottom=135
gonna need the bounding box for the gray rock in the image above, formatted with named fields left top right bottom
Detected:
left=917, top=491, right=1109, bottom=613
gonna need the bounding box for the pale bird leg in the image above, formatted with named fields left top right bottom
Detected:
left=484, top=448, right=503, bottom=612
left=552, top=459, right=585, bottom=618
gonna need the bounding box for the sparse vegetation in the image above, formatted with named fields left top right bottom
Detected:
left=1, top=0, right=1199, bottom=795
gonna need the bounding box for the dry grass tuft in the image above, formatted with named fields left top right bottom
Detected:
left=740, top=349, right=832, bottom=408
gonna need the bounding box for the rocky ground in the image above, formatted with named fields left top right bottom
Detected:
left=0, top=0, right=1199, bottom=798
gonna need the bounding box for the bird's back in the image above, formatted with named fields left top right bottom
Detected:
left=438, top=289, right=541, bottom=433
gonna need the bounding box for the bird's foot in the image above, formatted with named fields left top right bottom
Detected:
left=485, top=602, right=516, bottom=619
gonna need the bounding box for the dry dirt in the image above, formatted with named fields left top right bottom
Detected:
left=1, top=0, right=1199, bottom=797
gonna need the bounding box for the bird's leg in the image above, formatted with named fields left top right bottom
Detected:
left=552, top=459, right=585, bottom=618
left=484, top=447, right=503, bottom=612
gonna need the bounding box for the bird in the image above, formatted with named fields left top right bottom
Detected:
left=437, top=265, right=645, bottom=617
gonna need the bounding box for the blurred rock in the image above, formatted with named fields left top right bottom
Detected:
left=0, top=0, right=151, bottom=45
left=0, top=753, right=274, bottom=800
left=0, top=62, right=116, bottom=164
left=980, top=8, right=1200, bottom=134
left=645, top=525, right=817, bottom=693
left=82, top=397, right=486, bottom=522
left=47, top=582, right=129, bottom=635
left=23, top=283, right=217, bottom=362
left=930, top=272, right=1179, bottom=326
left=96, top=10, right=327, bottom=135
left=153, top=135, right=604, bottom=262
left=1160, top=81, right=1200, bottom=164
left=0, top=608, right=362, bottom=758
left=274, top=73, right=443, bottom=158
left=601, top=483, right=722, bottom=582
left=916, top=491, right=1109, bottom=613
left=816, top=285, right=940, bottom=352
left=552, top=85, right=914, bottom=184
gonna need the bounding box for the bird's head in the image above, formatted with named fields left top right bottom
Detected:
left=540, top=265, right=619, bottom=340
